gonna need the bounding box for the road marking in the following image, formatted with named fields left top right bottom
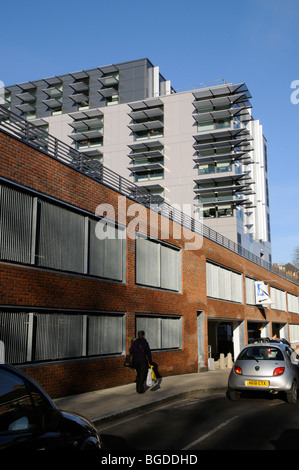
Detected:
left=182, top=416, right=239, bottom=450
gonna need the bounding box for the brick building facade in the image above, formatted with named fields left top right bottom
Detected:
left=0, top=117, right=298, bottom=398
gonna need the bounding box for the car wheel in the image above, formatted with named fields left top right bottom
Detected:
left=228, top=387, right=240, bottom=401
left=286, top=381, right=297, bottom=404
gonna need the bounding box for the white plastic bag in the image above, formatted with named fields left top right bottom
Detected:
left=146, top=368, right=153, bottom=387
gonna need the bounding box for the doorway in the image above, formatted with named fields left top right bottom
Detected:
left=208, top=319, right=245, bottom=362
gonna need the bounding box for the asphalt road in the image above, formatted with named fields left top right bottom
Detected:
left=98, top=390, right=299, bottom=450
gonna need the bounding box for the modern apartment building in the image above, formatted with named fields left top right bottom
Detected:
left=2, top=58, right=271, bottom=263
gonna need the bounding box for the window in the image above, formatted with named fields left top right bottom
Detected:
left=136, top=315, right=182, bottom=350
left=197, top=120, right=214, bottom=132
left=87, top=313, right=124, bottom=356
left=134, top=169, right=164, bottom=182
left=0, top=184, right=126, bottom=282
left=206, top=261, right=243, bottom=303
left=270, top=286, right=286, bottom=311
left=106, top=94, right=119, bottom=106
left=201, top=205, right=217, bottom=219
left=217, top=161, right=232, bottom=173
left=134, top=128, right=164, bottom=141
left=198, top=118, right=230, bottom=132
left=37, top=201, right=85, bottom=273
left=0, top=185, right=33, bottom=264
left=199, top=203, right=233, bottom=219
left=135, top=236, right=181, bottom=292
left=89, top=218, right=126, bottom=282
left=198, top=163, right=214, bottom=175
left=76, top=136, right=103, bottom=150
left=289, top=324, right=299, bottom=343
left=198, top=161, right=232, bottom=175
left=246, top=277, right=256, bottom=305
left=239, top=346, right=284, bottom=361
left=0, top=310, right=126, bottom=364
left=0, top=312, right=29, bottom=363
left=218, top=204, right=233, bottom=217
left=288, top=293, right=299, bottom=314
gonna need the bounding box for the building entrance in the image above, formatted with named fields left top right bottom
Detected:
left=247, top=321, right=269, bottom=343
left=272, top=322, right=288, bottom=340
left=208, top=319, right=245, bottom=362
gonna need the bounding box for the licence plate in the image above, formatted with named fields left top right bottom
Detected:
left=246, top=380, right=269, bottom=387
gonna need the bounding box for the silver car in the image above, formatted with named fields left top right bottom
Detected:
left=228, top=343, right=299, bottom=404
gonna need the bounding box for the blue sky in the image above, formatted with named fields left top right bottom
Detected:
left=0, top=0, right=298, bottom=265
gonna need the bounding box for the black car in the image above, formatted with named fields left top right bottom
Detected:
left=0, top=363, right=104, bottom=452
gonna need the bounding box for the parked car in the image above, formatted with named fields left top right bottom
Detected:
left=0, top=363, right=104, bottom=451
left=269, top=338, right=291, bottom=346
left=227, top=343, right=299, bottom=404
left=250, top=337, right=291, bottom=346
left=250, top=337, right=270, bottom=344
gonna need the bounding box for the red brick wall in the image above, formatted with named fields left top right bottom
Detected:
left=0, top=131, right=298, bottom=398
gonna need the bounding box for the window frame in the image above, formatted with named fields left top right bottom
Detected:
left=135, top=234, right=181, bottom=292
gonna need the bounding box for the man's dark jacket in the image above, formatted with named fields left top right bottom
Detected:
left=129, top=337, right=152, bottom=365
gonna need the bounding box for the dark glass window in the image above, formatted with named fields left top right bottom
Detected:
left=0, top=369, right=36, bottom=432
left=239, top=346, right=284, bottom=361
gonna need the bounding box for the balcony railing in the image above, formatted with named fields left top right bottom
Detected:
left=0, top=104, right=297, bottom=285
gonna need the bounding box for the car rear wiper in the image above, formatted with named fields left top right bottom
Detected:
left=246, top=355, right=259, bottom=362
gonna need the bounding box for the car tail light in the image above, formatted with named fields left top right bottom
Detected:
left=234, top=366, right=243, bottom=375
left=273, top=367, right=285, bottom=376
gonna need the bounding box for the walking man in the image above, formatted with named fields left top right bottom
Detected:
left=129, top=331, right=153, bottom=394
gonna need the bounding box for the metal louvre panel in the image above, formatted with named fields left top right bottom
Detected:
left=219, top=267, right=231, bottom=301
left=0, top=185, right=33, bottom=263
left=246, top=277, right=256, bottom=305
left=206, top=262, right=219, bottom=298
left=37, top=201, right=85, bottom=272
left=270, top=286, right=286, bottom=311
left=232, top=271, right=243, bottom=303
left=87, top=314, right=124, bottom=355
left=89, top=219, right=124, bottom=281
left=207, top=262, right=242, bottom=303
left=0, top=311, right=29, bottom=363
left=35, top=313, right=83, bottom=361
left=290, top=324, right=299, bottom=343
left=136, top=316, right=161, bottom=350
left=288, top=293, right=299, bottom=314
left=136, top=237, right=160, bottom=288
left=161, top=317, right=181, bottom=349
left=136, top=315, right=181, bottom=350
left=160, top=245, right=180, bottom=292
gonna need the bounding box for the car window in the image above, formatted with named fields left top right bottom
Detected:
left=239, top=346, right=284, bottom=361
left=285, top=347, right=299, bottom=362
left=0, top=369, right=38, bottom=433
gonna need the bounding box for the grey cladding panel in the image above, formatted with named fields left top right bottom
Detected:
left=136, top=237, right=160, bottom=287
left=89, top=219, right=125, bottom=281
left=37, top=201, right=85, bottom=272
left=0, top=185, right=33, bottom=264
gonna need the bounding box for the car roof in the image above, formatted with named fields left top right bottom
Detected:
left=244, top=342, right=288, bottom=351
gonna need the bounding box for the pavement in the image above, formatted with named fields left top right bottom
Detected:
left=54, top=368, right=231, bottom=427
